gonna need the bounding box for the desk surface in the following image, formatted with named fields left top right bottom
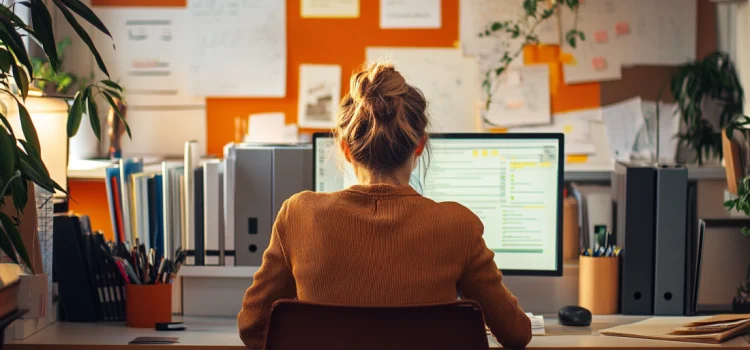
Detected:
left=5, top=316, right=750, bottom=349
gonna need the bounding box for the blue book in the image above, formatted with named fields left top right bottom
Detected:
left=153, top=174, right=165, bottom=260
left=119, top=158, right=144, bottom=247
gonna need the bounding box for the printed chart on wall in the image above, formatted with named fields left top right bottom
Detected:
left=94, top=8, right=204, bottom=107
left=366, top=47, right=480, bottom=133
left=188, top=0, right=286, bottom=97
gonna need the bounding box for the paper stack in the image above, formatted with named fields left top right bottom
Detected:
left=486, top=313, right=545, bottom=336
left=601, top=314, right=750, bottom=344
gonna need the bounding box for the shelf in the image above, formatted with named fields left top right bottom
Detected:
left=179, top=265, right=259, bottom=278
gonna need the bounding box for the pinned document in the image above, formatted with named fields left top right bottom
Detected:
left=380, top=0, right=441, bottom=29
left=301, top=0, right=359, bottom=18
left=297, top=64, right=342, bottom=128
left=246, top=113, right=298, bottom=144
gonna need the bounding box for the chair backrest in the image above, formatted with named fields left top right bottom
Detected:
left=264, top=300, right=489, bottom=350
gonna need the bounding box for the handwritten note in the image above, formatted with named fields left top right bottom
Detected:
left=188, top=0, right=286, bottom=97
left=484, top=64, right=551, bottom=128
left=380, top=0, right=441, bottom=29
left=366, top=47, right=480, bottom=132
left=302, top=0, right=359, bottom=18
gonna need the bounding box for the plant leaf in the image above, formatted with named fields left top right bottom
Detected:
left=16, top=97, right=40, bottom=155
left=59, top=0, right=112, bottom=38
left=0, top=47, right=11, bottom=73
left=0, top=125, right=14, bottom=179
left=0, top=223, right=19, bottom=265
left=16, top=150, right=53, bottom=192
left=67, top=91, right=83, bottom=137
left=85, top=89, right=101, bottom=141
left=0, top=211, right=31, bottom=268
left=11, top=64, right=29, bottom=100
left=101, top=79, right=123, bottom=92
left=11, top=177, right=28, bottom=214
left=29, top=0, right=59, bottom=72
left=0, top=17, right=33, bottom=79
left=101, top=90, right=130, bottom=139
left=52, top=0, right=109, bottom=77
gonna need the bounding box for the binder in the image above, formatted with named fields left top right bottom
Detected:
left=613, top=162, right=656, bottom=315
left=53, top=215, right=98, bottom=322
left=231, top=146, right=273, bottom=266
left=653, top=166, right=688, bottom=315
left=119, top=158, right=143, bottom=247
left=153, top=174, right=165, bottom=260
left=104, top=167, right=123, bottom=243
left=204, top=160, right=222, bottom=265
left=162, top=162, right=183, bottom=260
left=184, top=141, right=199, bottom=265
left=272, top=147, right=313, bottom=221
left=193, top=167, right=205, bottom=266
left=222, top=153, right=235, bottom=266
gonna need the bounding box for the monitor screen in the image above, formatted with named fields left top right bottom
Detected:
left=313, top=133, right=564, bottom=276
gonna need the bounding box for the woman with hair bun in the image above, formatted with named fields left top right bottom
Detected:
left=238, top=62, right=531, bottom=349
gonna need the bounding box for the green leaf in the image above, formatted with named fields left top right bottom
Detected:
left=101, top=79, right=123, bottom=92
left=0, top=169, right=19, bottom=199
left=67, top=91, right=83, bottom=137
left=490, top=22, right=503, bottom=31
left=101, top=90, right=130, bottom=139
left=0, top=126, right=14, bottom=179
left=85, top=89, right=101, bottom=141
left=10, top=178, right=28, bottom=214
left=523, top=0, right=538, bottom=17
left=495, top=66, right=505, bottom=76
left=16, top=98, right=40, bottom=155
left=0, top=223, right=19, bottom=265
left=541, top=8, right=555, bottom=19
left=29, top=1, right=59, bottom=72
left=0, top=17, right=33, bottom=79
left=59, top=0, right=112, bottom=38
left=11, top=64, right=29, bottom=100
left=52, top=0, right=109, bottom=77
left=0, top=112, right=14, bottom=138
left=0, top=211, right=31, bottom=268
left=0, top=48, right=11, bottom=73
left=16, top=151, right=53, bottom=192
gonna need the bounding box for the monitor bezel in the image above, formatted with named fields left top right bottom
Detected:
left=312, top=132, right=565, bottom=277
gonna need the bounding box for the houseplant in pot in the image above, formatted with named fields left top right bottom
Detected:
left=671, top=52, right=743, bottom=165
left=722, top=175, right=750, bottom=313
left=0, top=0, right=128, bottom=328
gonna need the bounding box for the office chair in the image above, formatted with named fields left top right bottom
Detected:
left=264, top=300, right=490, bottom=350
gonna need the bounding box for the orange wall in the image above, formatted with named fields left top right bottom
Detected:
left=69, top=180, right=115, bottom=241
left=73, top=0, right=601, bottom=232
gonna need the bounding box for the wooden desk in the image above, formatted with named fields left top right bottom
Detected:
left=5, top=316, right=750, bottom=349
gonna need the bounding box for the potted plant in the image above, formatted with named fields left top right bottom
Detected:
left=0, top=0, right=128, bottom=326
left=31, top=36, right=93, bottom=96
left=671, top=52, right=744, bottom=165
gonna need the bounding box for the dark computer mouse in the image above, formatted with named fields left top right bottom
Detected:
left=558, top=305, right=592, bottom=327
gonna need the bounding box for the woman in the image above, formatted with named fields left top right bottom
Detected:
left=238, top=62, right=532, bottom=349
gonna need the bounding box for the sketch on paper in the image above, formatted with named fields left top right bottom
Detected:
left=298, top=65, right=342, bottom=128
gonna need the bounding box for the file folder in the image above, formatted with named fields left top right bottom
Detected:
left=653, top=166, right=688, bottom=315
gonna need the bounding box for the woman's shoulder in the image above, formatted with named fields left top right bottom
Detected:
left=432, top=201, right=484, bottom=234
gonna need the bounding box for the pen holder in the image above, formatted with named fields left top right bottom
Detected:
left=126, top=284, right=172, bottom=328
left=579, top=255, right=619, bottom=315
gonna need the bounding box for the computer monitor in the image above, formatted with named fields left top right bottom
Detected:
left=313, top=133, right=564, bottom=276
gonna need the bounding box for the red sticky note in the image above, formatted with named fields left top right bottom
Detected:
left=615, top=21, right=630, bottom=36
left=592, top=57, right=607, bottom=71
left=595, top=30, right=608, bottom=44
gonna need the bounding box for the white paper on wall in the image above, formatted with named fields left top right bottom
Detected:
left=188, top=0, right=286, bottom=97
left=601, top=97, right=644, bottom=162
left=120, top=107, right=207, bottom=157
left=366, top=47, right=480, bottom=133
left=510, top=108, right=602, bottom=155
left=302, top=0, right=359, bottom=18
left=484, top=64, right=551, bottom=128
left=380, top=0, right=441, bottom=29
left=93, top=8, right=205, bottom=107
left=560, top=0, right=622, bottom=84
left=297, top=64, right=342, bottom=128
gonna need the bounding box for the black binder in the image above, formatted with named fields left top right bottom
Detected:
left=193, top=167, right=205, bottom=266
left=613, top=163, right=656, bottom=315
left=53, top=215, right=98, bottom=322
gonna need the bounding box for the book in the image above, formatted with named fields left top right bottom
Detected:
left=104, top=167, right=122, bottom=243
left=203, top=160, right=222, bottom=265
left=119, top=158, right=143, bottom=247
left=153, top=174, right=164, bottom=260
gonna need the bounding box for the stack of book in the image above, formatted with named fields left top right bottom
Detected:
left=105, top=141, right=231, bottom=266
left=601, top=314, right=750, bottom=344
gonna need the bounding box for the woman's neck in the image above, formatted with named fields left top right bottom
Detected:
left=354, top=167, right=412, bottom=187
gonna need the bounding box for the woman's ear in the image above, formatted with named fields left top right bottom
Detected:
left=415, top=136, right=427, bottom=157
left=340, top=140, right=352, bottom=163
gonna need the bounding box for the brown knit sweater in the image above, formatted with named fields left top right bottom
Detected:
left=237, top=184, right=532, bottom=349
